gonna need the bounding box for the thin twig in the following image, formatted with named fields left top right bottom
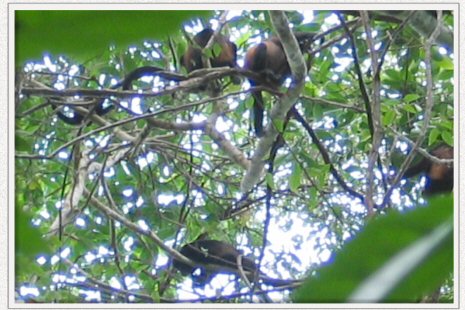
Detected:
left=337, top=13, right=374, bottom=137
left=291, top=107, right=365, bottom=202
left=361, top=11, right=383, bottom=215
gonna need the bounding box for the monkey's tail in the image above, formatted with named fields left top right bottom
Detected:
left=116, top=66, right=187, bottom=90
left=252, top=90, right=265, bottom=137
left=248, top=43, right=269, bottom=137
left=53, top=66, right=184, bottom=125
left=53, top=106, right=85, bottom=125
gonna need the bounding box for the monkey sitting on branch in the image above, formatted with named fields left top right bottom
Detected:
left=172, top=238, right=295, bottom=288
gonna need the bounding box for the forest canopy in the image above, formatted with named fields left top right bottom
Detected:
left=14, top=9, right=454, bottom=304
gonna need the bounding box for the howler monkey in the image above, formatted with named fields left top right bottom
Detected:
left=172, top=239, right=256, bottom=286
left=181, top=28, right=238, bottom=73
left=403, top=144, right=453, bottom=195
left=172, top=239, right=291, bottom=287
left=244, top=32, right=314, bottom=136
left=54, top=28, right=237, bottom=125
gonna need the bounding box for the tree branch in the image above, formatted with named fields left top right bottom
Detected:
left=241, top=11, right=308, bottom=193
left=360, top=11, right=383, bottom=215
left=382, top=11, right=445, bottom=207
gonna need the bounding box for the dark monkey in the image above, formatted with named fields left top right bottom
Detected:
left=181, top=28, right=237, bottom=73
left=172, top=239, right=291, bottom=287
left=403, top=144, right=453, bottom=195
left=173, top=239, right=255, bottom=286
left=244, top=32, right=314, bottom=136
left=54, top=28, right=237, bottom=125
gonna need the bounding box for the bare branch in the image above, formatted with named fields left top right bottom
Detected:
left=361, top=11, right=383, bottom=215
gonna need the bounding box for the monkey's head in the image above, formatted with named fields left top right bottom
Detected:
left=193, top=28, right=215, bottom=48
left=293, top=32, right=315, bottom=53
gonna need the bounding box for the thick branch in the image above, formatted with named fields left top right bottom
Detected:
left=241, top=11, right=307, bottom=193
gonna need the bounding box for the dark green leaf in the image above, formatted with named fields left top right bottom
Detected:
left=293, top=195, right=453, bottom=303
left=403, top=94, right=420, bottom=103
left=428, top=128, right=441, bottom=145
left=16, top=11, right=211, bottom=64
left=289, top=164, right=302, bottom=193
left=441, top=131, right=453, bottom=146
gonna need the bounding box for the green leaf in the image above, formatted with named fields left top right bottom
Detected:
left=437, top=69, right=453, bottom=81
left=312, top=103, right=323, bottom=119
left=318, top=57, right=332, bottom=77
left=428, top=128, right=441, bottom=145
left=441, top=131, right=453, bottom=146
left=212, top=42, right=223, bottom=58
left=348, top=219, right=452, bottom=302
left=273, top=119, right=285, bottom=132
left=305, top=187, right=319, bottom=210
left=303, top=80, right=317, bottom=97
left=383, top=99, right=400, bottom=107
left=384, top=68, right=401, bottom=81
left=204, top=47, right=214, bottom=59
left=16, top=11, right=211, bottom=64
left=15, top=205, right=51, bottom=276
left=289, top=164, right=302, bottom=193
left=438, top=119, right=453, bottom=131
left=437, top=57, right=453, bottom=70
left=245, top=96, right=254, bottom=109
left=265, top=173, right=276, bottom=191
left=403, top=94, right=420, bottom=103
left=15, top=135, right=31, bottom=152
left=293, top=195, right=453, bottom=303
left=402, top=103, right=419, bottom=113
left=382, top=109, right=396, bottom=126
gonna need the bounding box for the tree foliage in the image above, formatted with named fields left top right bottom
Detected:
left=15, top=10, right=454, bottom=303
